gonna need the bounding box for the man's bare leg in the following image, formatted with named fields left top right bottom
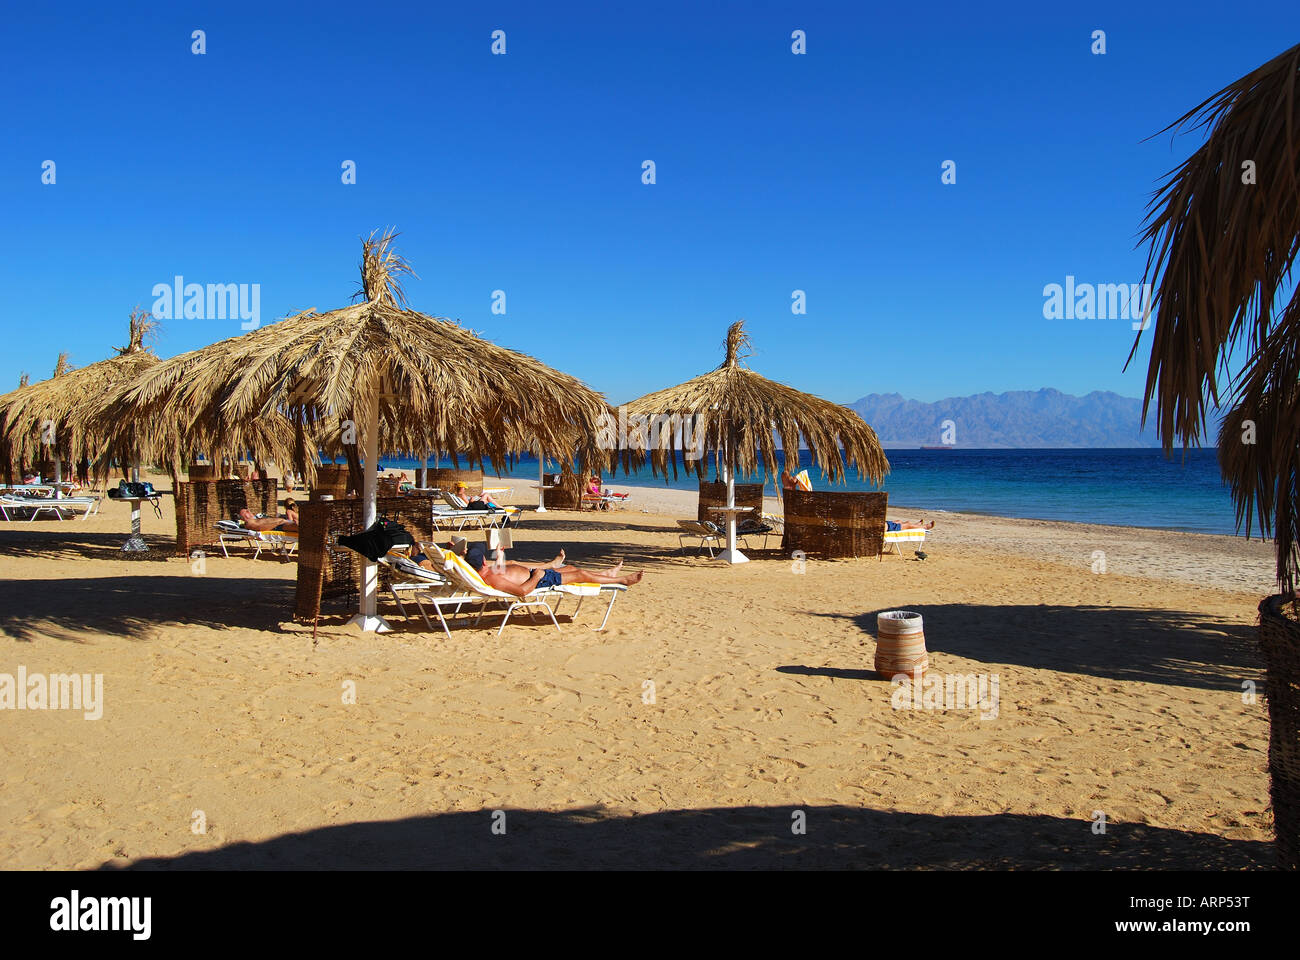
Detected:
left=559, top=567, right=642, bottom=586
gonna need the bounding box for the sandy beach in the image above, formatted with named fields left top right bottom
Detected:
left=0, top=475, right=1277, bottom=869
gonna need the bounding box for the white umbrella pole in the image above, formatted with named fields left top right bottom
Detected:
left=718, top=419, right=749, bottom=564
left=349, top=390, right=391, bottom=633
left=536, top=453, right=547, bottom=512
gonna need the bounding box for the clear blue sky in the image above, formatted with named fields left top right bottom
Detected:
left=1, top=1, right=1294, bottom=404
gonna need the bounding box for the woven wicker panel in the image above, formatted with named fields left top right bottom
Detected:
left=377, top=478, right=401, bottom=498
left=697, top=480, right=765, bottom=524
left=34, top=460, right=73, bottom=478
left=174, top=479, right=279, bottom=557
left=187, top=465, right=216, bottom=480
left=781, top=490, right=887, bottom=559
left=292, top=496, right=442, bottom=623
left=1261, top=594, right=1300, bottom=870
left=427, top=468, right=483, bottom=496
left=542, top=472, right=582, bottom=510
left=309, top=464, right=351, bottom=501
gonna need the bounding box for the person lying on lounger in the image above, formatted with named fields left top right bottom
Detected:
left=411, top=542, right=642, bottom=596
left=238, top=498, right=299, bottom=532
left=587, top=475, right=629, bottom=499
left=454, top=482, right=503, bottom=510
left=885, top=518, right=934, bottom=531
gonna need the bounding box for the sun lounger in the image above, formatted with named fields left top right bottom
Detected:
left=882, top=527, right=926, bottom=558
left=434, top=544, right=625, bottom=635
left=431, top=492, right=520, bottom=531
left=677, top=519, right=726, bottom=556
left=581, top=492, right=631, bottom=511
left=214, top=518, right=299, bottom=559
left=378, top=549, right=480, bottom=639
left=736, top=517, right=775, bottom=549
left=0, top=494, right=99, bottom=521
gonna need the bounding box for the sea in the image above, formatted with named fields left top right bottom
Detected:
left=375, top=448, right=1246, bottom=537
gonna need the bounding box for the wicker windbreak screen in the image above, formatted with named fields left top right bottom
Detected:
left=1260, top=593, right=1300, bottom=870
left=426, top=468, right=483, bottom=495
left=174, top=478, right=279, bottom=556
left=292, top=496, right=443, bottom=623
left=697, top=480, right=765, bottom=524
left=542, top=472, right=582, bottom=510
left=781, top=489, right=887, bottom=559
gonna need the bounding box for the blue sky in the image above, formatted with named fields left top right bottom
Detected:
left=1, top=1, right=1294, bottom=404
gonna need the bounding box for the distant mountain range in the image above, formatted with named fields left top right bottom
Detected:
left=847, top=389, right=1178, bottom=448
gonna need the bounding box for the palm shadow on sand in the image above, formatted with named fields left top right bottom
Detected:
left=101, top=804, right=1272, bottom=870
left=799, top=604, right=1262, bottom=691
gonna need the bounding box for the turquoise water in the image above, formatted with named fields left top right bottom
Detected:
left=378, top=448, right=1243, bottom=537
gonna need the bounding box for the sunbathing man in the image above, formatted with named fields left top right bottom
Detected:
left=413, top=543, right=642, bottom=596
left=238, top=498, right=299, bottom=532
left=885, top=518, right=935, bottom=531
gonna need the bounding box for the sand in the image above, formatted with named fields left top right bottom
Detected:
left=0, top=474, right=1278, bottom=869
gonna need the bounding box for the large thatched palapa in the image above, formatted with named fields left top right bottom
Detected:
left=623, top=321, right=888, bottom=562
left=106, top=230, right=615, bottom=629
left=0, top=311, right=159, bottom=486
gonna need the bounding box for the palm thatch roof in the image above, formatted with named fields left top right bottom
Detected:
left=1128, top=41, right=1300, bottom=593
left=103, top=231, right=615, bottom=479
left=622, top=320, right=889, bottom=485
left=0, top=310, right=159, bottom=472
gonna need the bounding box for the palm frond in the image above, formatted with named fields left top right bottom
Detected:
left=1131, top=41, right=1300, bottom=591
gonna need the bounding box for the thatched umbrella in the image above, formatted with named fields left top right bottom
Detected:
left=1127, top=41, right=1300, bottom=595
left=623, top=321, right=889, bottom=562
left=0, top=311, right=159, bottom=491
left=106, top=230, right=614, bottom=630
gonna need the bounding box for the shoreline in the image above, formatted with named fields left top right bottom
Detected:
left=480, top=475, right=1278, bottom=596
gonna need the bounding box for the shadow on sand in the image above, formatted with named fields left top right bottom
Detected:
left=102, top=804, right=1272, bottom=870
left=799, top=604, right=1262, bottom=692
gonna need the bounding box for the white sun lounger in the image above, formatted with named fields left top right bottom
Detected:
left=434, top=544, right=625, bottom=635
left=677, top=518, right=756, bottom=557
left=882, top=527, right=927, bottom=558
left=379, top=550, right=480, bottom=639
left=430, top=492, right=520, bottom=531
left=214, top=519, right=299, bottom=559
left=0, top=494, right=99, bottom=521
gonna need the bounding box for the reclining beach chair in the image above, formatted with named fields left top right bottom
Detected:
left=0, top=493, right=99, bottom=521
left=378, top=548, right=480, bottom=639
left=881, top=526, right=926, bottom=559
left=677, top=519, right=728, bottom=557
left=214, top=518, right=299, bottom=559
left=436, top=544, right=626, bottom=635
left=431, top=492, right=520, bottom=531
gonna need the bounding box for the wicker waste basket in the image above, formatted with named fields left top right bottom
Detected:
left=875, top=610, right=928, bottom=679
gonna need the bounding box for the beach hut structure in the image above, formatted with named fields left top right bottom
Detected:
left=1128, top=41, right=1300, bottom=868
left=106, top=230, right=613, bottom=630
left=623, top=321, right=889, bottom=563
